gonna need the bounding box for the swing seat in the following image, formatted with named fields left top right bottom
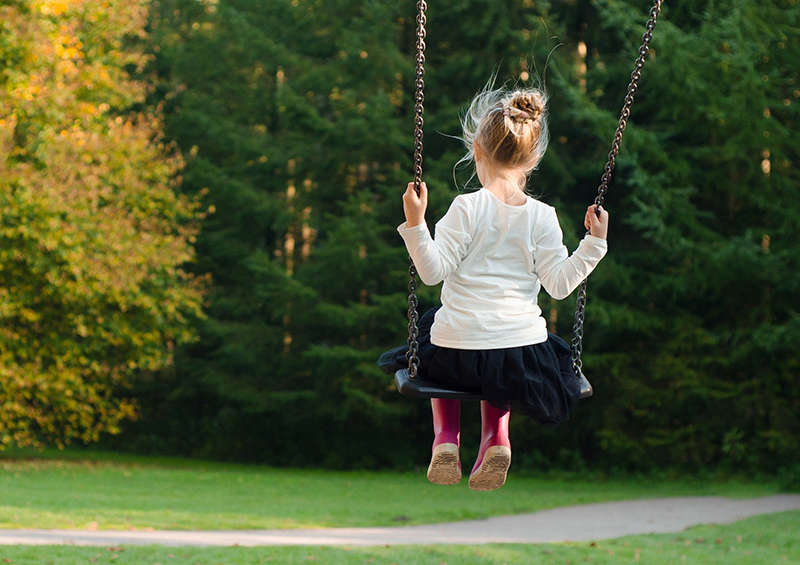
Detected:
left=394, top=368, right=485, bottom=400
left=394, top=368, right=594, bottom=400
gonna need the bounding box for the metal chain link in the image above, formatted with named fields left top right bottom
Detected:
left=571, top=0, right=663, bottom=376
left=406, top=0, right=427, bottom=380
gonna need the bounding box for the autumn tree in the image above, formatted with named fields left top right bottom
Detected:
left=0, top=0, right=206, bottom=447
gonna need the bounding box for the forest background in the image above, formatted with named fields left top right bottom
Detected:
left=1, top=0, right=798, bottom=475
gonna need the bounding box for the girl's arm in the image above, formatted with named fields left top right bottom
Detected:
left=397, top=183, right=472, bottom=286
left=534, top=205, right=608, bottom=300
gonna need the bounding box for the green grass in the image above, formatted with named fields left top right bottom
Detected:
left=0, top=511, right=797, bottom=564
left=0, top=450, right=784, bottom=531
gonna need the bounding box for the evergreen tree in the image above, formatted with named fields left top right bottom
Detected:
left=122, top=0, right=553, bottom=466
left=121, top=0, right=800, bottom=473
left=509, top=0, right=800, bottom=473
left=565, top=0, right=800, bottom=471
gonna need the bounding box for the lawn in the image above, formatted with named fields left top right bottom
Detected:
left=0, top=511, right=797, bottom=564
left=0, top=450, right=785, bottom=531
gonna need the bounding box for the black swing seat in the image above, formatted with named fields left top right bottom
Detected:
left=394, top=368, right=485, bottom=400
left=394, top=368, right=594, bottom=400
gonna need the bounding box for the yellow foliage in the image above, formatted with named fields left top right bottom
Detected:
left=0, top=0, right=206, bottom=448
left=38, top=0, right=70, bottom=16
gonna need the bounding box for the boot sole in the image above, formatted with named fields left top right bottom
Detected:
left=427, top=443, right=461, bottom=485
left=468, top=445, right=511, bottom=491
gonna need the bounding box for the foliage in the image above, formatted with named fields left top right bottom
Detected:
left=109, top=0, right=799, bottom=472
left=551, top=0, right=800, bottom=472
left=0, top=0, right=206, bottom=447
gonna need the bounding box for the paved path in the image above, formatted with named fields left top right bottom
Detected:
left=1, top=495, right=798, bottom=547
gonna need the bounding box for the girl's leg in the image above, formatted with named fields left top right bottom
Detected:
left=469, top=401, right=511, bottom=491
left=475, top=401, right=510, bottom=458
left=431, top=398, right=460, bottom=447
left=427, top=398, right=461, bottom=485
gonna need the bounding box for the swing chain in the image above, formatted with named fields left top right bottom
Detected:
left=571, top=0, right=662, bottom=376
left=594, top=0, right=661, bottom=210
left=571, top=277, right=588, bottom=374
left=406, top=0, right=427, bottom=380
left=413, top=0, right=427, bottom=196
left=406, top=261, right=421, bottom=376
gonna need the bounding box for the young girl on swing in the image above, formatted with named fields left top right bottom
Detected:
left=379, top=85, right=609, bottom=491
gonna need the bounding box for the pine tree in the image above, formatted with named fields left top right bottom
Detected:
left=126, top=0, right=800, bottom=472
left=535, top=0, right=800, bottom=471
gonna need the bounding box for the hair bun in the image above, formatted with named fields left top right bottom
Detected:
left=459, top=82, right=549, bottom=173
left=504, top=92, right=544, bottom=123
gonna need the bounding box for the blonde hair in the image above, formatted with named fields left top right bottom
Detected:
left=456, top=81, right=549, bottom=188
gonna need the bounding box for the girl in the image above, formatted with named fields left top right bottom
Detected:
left=379, top=86, right=609, bottom=491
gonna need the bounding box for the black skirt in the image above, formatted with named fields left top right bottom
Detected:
left=378, top=307, right=582, bottom=427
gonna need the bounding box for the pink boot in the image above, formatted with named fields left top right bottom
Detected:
left=469, top=401, right=511, bottom=491
left=427, top=399, right=461, bottom=485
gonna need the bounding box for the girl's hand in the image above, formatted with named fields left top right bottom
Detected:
left=403, top=181, right=428, bottom=227
left=584, top=205, right=609, bottom=239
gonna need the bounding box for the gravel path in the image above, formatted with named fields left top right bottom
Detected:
left=0, top=495, right=798, bottom=546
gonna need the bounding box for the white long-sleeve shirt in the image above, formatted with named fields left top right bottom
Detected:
left=397, top=188, right=608, bottom=349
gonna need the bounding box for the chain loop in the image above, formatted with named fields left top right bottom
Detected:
left=405, top=0, right=427, bottom=380
left=571, top=0, right=662, bottom=377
